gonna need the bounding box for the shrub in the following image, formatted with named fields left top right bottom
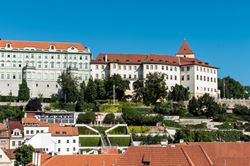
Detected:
left=99, top=104, right=121, bottom=113
left=25, top=98, right=42, bottom=111
left=163, top=120, right=182, bottom=128
left=185, top=123, right=207, bottom=129
left=103, top=113, right=115, bottom=124
left=109, top=137, right=131, bottom=146
left=79, top=137, right=101, bottom=146
left=128, top=126, right=154, bottom=133
left=107, top=126, right=128, bottom=135
left=78, top=127, right=98, bottom=135
left=132, top=134, right=171, bottom=144
left=77, top=112, right=96, bottom=124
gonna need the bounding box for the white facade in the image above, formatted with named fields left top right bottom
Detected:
left=0, top=40, right=91, bottom=98
left=23, top=126, right=49, bottom=140
left=91, top=41, right=219, bottom=98
left=9, top=128, right=24, bottom=149
left=25, top=132, right=79, bottom=155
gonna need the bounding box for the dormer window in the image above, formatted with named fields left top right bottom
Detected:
left=7, top=44, right=11, bottom=48
left=50, top=45, right=55, bottom=50
left=71, top=47, right=75, bottom=50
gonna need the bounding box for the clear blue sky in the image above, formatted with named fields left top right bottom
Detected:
left=0, top=0, right=249, bottom=85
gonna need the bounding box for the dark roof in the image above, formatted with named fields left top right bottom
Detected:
left=7, top=120, right=23, bottom=132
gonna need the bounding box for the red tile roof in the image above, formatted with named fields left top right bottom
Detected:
left=22, top=117, right=49, bottom=127
left=3, top=149, right=16, bottom=159
left=41, top=154, right=120, bottom=166
left=7, top=120, right=23, bottom=132
left=117, top=142, right=250, bottom=166
left=92, top=53, right=217, bottom=68
left=0, top=40, right=86, bottom=51
left=0, top=123, right=10, bottom=139
left=177, top=39, right=194, bottom=55
left=49, top=126, right=78, bottom=136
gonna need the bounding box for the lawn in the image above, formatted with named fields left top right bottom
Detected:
left=108, top=136, right=131, bottom=146
left=79, top=137, right=101, bottom=147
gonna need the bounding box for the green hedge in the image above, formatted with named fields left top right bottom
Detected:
left=164, top=120, right=182, bottom=128
left=92, top=126, right=110, bottom=132
left=78, top=127, right=98, bottom=135
left=128, top=126, right=154, bottom=133
left=107, top=126, right=128, bottom=134
left=185, top=123, right=207, bottom=129
left=99, top=104, right=122, bottom=113
left=109, top=137, right=131, bottom=146
left=79, top=137, right=101, bottom=146
left=50, top=102, right=75, bottom=112
left=132, top=134, right=170, bottom=144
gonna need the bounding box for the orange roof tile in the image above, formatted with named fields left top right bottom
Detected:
left=92, top=53, right=217, bottom=68
left=22, top=117, right=49, bottom=127
left=177, top=39, right=194, bottom=55
left=41, top=154, right=120, bottom=166
left=49, top=126, right=78, bottom=136
left=0, top=40, right=86, bottom=51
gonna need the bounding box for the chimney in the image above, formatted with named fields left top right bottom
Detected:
left=104, top=54, right=108, bottom=62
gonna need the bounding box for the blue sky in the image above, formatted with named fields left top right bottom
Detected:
left=0, top=0, right=250, bottom=85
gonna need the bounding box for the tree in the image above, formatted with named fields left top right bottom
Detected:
left=77, top=112, right=96, bottom=124
left=168, top=84, right=189, bottom=101
left=15, top=144, right=35, bottom=166
left=57, top=69, right=79, bottom=103
left=18, top=79, right=30, bottom=101
left=84, top=78, right=97, bottom=103
left=103, top=113, right=115, bottom=124
left=218, top=76, right=248, bottom=99
left=105, top=74, right=130, bottom=101
left=25, top=98, right=42, bottom=111
left=188, top=97, right=201, bottom=116
left=95, top=79, right=106, bottom=100
left=75, top=81, right=86, bottom=112
left=134, top=73, right=167, bottom=105
left=233, top=104, right=250, bottom=115
left=132, top=79, right=144, bottom=102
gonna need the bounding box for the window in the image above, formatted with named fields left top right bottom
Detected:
left=18, top=141, right=22, bottom=146
left=162, top=66, right=164, bottom=70
left=129, top=74, right=132, bottom=79
left=26, top=130, right=29, bottom=134
left=146, top=65, right=149, bottom=69
left=181, top=76, right=184, bottom=81
left=113, top=64, right=116, bottom=69
left=175, top=67, right=177, bottom=71
left=155, top=65, right=157, bottom=70
left=123, top=66, right=126, bottom=70
left=170, top=67, right=173, bottom=71
left=47, top=84, right=49, bottom=88
left=67, top=148, right=69, bottom=152
left=73, top=147, right=76, bottom=151
left=123, top=74, right=126, bottom=79
left=73, top=139, right=76, bottom=143
left=67, top=140, right=69, bottom=143
left=58, top=148, right=61, bottom=152
left=102, top=65, right=105, bottom=69
left=31, top=130, right=34, bottom=134
left=150, top=65, right=153, bottom=70
left=12, top=141, right=15, bottom=147
left=134, top=75, right=137, bottom=79
left=134, top=66, right=137, bottom=70
left=96, top=74, right=99, bottom=79
left=129, top=66, right=132, bottom=70
left=187, top=67, right=190, bottom=71
left=96, top=65, right=99, bottom=69
left=181, top=67, right=184, bottom=71
left=175, top=75, right=177, bottom=80
left=58, top=140, right=61, bottom=143
left=187, top=75, right=190, bottom=80
left=197, top=75, right=199, bottom=80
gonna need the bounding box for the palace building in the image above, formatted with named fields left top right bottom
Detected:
left=0, top=40, right=91, bottom=98
left=91, top=40, right=219, bottom=98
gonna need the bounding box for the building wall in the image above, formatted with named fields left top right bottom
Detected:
left=0, top=48, right=91, bottom=98
left=23, top=126, right=49, bottom=140
left=51, top=136, right=79, bottom=155
left=91, top=62, right=218, bottom=98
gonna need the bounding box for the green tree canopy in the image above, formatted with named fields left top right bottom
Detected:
left=103, top=113, right=115, bottom=124
left=25, top=98, right=42, bottom=111
left=15, top=144, right=35, bottom=166
left=95, top=79, right=106, bottom=100
left=168, top=84, right=189, bottom=101
left=218, top=76, right=249, bottom=99
left=105, top=74, right=130, bottom=100
left=18, top=79, right=30, bottom=101
left=77, top=112, right=96, bottom=124
left=57, top=69, right=79, bottom=102
left=84, top=78, right=97, bottom=103
left=133, top=73, right=167, bottom=105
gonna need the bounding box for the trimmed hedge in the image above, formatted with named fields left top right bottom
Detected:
left=79, top=137, right=101, bottom=147
left=92, top=126, right=110, bottom=132
left=109, top=137, right=131, bottom=146
left=107, top=126, right=128, bottom=135
left=164, top=120, right=182, bottom=128
left=128, top=126, right=154, bottom=133
left=78, top=127, right=98, bottom=135
left=99, top=104, right=122, bottom=113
